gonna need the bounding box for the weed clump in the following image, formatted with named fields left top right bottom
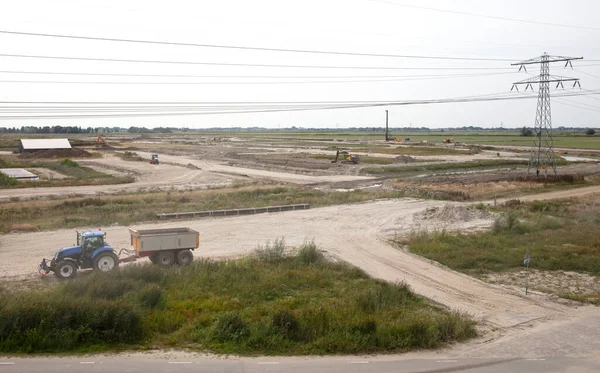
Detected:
left=137, top=284, right=166, bottom=309
left=254, top=238, right=286, bottom=263
left=0, top=172, right=18, bottom=186
left=210, top=312, right=249, bottom=343
left=59, top=158, right=79, bottom=167
left=491, top=212, right=523, bottom=234
left=297, top=240, right=323, bottom=264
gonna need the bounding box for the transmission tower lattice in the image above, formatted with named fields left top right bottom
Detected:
left=511, top=53, right=582, bottom=177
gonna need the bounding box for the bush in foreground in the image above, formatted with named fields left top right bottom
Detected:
left=0, top=245, right=476, bottom=354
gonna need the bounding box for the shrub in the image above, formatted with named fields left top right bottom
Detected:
left=271, top=310, right=299, bottom=339
left=0, top=172, right=18, bottom=186
left=210, top=312, right=249, bottom=342
left=297, top=240, right=322, bottom=264
left=254, top=238, right=286, bottom=263
left=60, top=158, right=79, bottom=167
left=137, top=284, right=166, bottom=309
left=491, top=212, right=522, bottom=234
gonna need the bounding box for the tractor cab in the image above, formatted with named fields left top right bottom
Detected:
left=149, top=154, right=159, bottom=164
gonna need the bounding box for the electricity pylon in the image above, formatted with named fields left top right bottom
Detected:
left=511, top=53, right=582, bottom=178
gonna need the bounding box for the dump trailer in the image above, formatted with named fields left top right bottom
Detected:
left=126, top=227, right=199, bottom=267
left=39, top=227, right=199, bottom=279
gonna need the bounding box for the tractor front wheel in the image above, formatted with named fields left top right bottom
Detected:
left=55, top=261, right=77, bottom=279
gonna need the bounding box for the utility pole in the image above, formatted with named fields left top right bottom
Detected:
left=511, top=53, right=583, bottom=178
left=385, top=110, right=389, bottom=141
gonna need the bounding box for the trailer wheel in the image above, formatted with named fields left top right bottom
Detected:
left=156, top=251, right=175, bottom=267
left=93, top=252, right=119, bottom=272
left=55, top=261, right=77, bottom=279
left=176, top=250, right=193, bottom=266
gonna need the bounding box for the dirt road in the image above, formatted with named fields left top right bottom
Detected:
left=0, top=199, right=568, bottom=329
left=0, top=153, right=374, bottom=200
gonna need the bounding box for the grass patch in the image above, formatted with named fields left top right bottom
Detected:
left=59, top=158, right=79, bottom=167
left=361, top=159, right=529, bottom=175
left=401, top=199, right=600, bottom=303
left=0, top=155, right=133, bottom=189
left=0, top=244, right=476, bottom=354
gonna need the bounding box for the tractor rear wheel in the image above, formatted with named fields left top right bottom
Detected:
left=55, top=261, right=77, bottom=279
left=93, top=252, right=119, bottom=273
left=176, top=250, right=193, bottom=266
left=156, top=251, right=175, bottom=267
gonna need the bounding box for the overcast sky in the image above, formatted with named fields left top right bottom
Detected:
left=0, top=0, right=599, bottom=129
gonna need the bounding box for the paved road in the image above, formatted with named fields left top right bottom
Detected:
left=0, top=356, right=597, bottom=373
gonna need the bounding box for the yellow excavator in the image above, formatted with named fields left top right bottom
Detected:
left=332, top=149, right=360, bottom=164
left=443, top=137, right=455, bottom=144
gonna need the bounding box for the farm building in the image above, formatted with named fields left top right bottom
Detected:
left=0, top=168, right=39, bottom=181
left=18, top=138, right=71, bottom=153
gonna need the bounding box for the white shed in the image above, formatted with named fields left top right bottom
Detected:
left=19, top=138, right=72, bottom=153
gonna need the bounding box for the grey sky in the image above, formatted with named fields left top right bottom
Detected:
left=0, top=0, right=599, bottom=128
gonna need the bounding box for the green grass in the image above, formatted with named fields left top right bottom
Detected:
left=0, top=243, right=476, bottom=354
left=0, top=186, right=471, bottom=233
left=401, top=200, right=600, bottom=303
left=361, top=159, right=529, bottom=175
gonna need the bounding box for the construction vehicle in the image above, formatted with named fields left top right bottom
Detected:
left=443, top=137, right=455, bottom=144
left=149, top=154, right=159, bottom=164
left=332, top=149, right=360, bottom=164
left=97, top=136, right=108, bottom=147
left=39, top=227, right=200, bottom=279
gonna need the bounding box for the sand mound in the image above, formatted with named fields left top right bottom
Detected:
left=414, top=204, right=493, bottom=222
left=19, top=148, right=93, bottom=159
left=186, top=163, right=201, bottom=170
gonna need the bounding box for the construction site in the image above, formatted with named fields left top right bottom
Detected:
left=1, top=1, right=600, bottom=371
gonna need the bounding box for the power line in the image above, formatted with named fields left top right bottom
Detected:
left=2, top=90, right=599, bottom=119
left=0, top=69, right=514, bottom=79
left=0, top=53, right=517, bottom=71
left=0, top=29, right=517, bottom=61
left=369, top=0, right=600, bottom=31
left=555, top=98, right=600, bottom=113
left=0, top=72, right=513, bottom=85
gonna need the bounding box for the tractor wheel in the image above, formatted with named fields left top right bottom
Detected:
left=55, top=261, right=77, bottom=279
left=176, top=250, right=193, bottom=266
left=93, top=252, right=119, bottom=273
left=156, top=251, right=175, bottom=267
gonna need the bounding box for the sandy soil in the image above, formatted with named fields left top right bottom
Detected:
left=0, top=199, right=569, bottom=329
left=482, top=269, right=600, bottom=299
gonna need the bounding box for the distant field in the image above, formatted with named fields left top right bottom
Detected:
left=182, top=130, right=600, bottom=150
left=2, top=130, right=599, bottom=150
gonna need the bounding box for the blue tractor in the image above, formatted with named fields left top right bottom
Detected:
left=39, top=230, right=119, bottom=279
